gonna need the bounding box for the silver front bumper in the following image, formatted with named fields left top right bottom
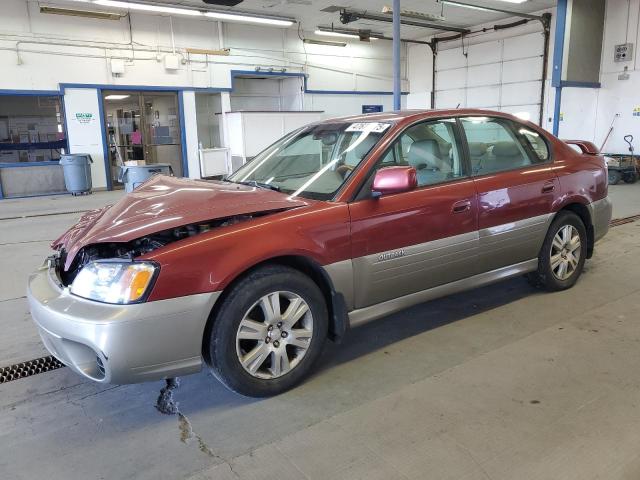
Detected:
left=27, top=262, right=220, bottom=384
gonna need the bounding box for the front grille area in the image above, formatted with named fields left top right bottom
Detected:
left=0, top=356, right=64, bottom=384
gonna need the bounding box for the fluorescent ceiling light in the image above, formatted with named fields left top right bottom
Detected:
left=64, top=1, right=294, bottom=26
left=303, top=38, right=346, bottom=47
left=315, top=29, right=359, bottom=39
left=441, top=0, right=525, bottom=11
left=204, top=11, right=293, bottom=26
left=94, top=0, right=202, bottom=15
left=315, top=28, right=379, bottom=41
left=104, top=94, right=131, bottom=100
left=40, top=6, right=124, bottom=20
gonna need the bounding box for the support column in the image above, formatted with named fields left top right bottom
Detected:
left=392, top=0, right=401, bottom=111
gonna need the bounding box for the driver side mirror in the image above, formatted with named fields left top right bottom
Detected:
left=371, top=166, right=418, bottom=198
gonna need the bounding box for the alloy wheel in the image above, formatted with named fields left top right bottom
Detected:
left=235, top=291, right=313, bottom=379
left=550, top=224, right=581, bottom=281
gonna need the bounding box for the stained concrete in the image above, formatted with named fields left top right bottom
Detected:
left=0, top=188, right=639, bottom=479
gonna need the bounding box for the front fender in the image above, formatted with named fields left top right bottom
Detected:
left=144, top=203, right=352, bottom=302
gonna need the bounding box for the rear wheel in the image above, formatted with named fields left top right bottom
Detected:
left=527, top=211, right=587, bottom=291
left=623, top=171, right=638, bottom=184
left=608, top=169, right=621, bottom=185
left=206, top=265, right=328, bottom=397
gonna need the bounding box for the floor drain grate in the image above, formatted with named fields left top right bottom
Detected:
left=610, top=214, right=640, bottom=228
left=0, top=356, right=65, bottom=384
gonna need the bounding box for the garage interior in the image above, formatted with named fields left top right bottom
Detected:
left=2, top=0, right=640, bottom=479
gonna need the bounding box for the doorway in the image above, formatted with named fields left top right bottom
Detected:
left=102, top=90, right=183, bottom=187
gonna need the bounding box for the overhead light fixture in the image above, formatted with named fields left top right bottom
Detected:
left=94, top=0, right=203, bottom=16
left=104, top=94, right=131, bottom=100
left=55, top=1, right=295, bottom=27
left=203, top=11, right=293, bottom=26
left=315, top=26, right=380, bottom=41
left=303, top=38, right=346, bottom=47
left=440, top=0, right=527, bottom=13
left=314, top=29, right=359, bottom=39
left=39, top=5, right=125, bottom=20
left=381, top=5, right=445, bottom=21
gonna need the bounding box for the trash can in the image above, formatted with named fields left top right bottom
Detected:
left=118, top=164, right=173, bottom=193
left=59, top=154, right=93, bottom=195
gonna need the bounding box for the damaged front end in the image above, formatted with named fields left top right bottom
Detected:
left=57, top=214, right=259, bottom=287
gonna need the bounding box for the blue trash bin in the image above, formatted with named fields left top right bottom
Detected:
left=118, top=164, right=173, bottom=193
left=59, top=154, right=93, bottom=195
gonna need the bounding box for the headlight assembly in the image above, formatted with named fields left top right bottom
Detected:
left=70, top=261, right=158, bottom=304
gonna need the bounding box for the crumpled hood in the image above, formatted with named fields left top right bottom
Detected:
left=53, top=175, right=310, bottom=270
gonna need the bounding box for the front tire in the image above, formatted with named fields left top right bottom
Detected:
left=527, top=211, right=587, bottom=291
left=206, top=265, right=328, bottom=397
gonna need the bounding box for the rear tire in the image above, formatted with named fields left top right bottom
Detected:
left=623, top=171, right=638, bottom=184
left=527, top=211, right=587, bottom=291
left=206, top=265, right=328, bottom=397
left=608, top=169, right=621, bottom=185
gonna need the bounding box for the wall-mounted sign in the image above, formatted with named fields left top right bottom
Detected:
left=74, top=112, right=95, bottom=125
left=615, top=43, right=634, bottom=62
left=362, top=105, right=383, bottom=114
left=633, top=107, right=640, bottom=117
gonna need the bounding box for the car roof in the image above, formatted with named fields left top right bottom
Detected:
left=322, top=109, right=523, bottom=125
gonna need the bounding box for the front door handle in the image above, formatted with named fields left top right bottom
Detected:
left=452, top=199, right=472, bottom=213
left=542, top=182, right=555, bottom=193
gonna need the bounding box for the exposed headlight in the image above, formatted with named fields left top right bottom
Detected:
left=70, top=261, right=158, bottom=304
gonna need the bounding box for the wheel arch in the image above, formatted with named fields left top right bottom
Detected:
left=555, top=202, right=594, bottom=258
left=202, top=255, right=349, bottom=364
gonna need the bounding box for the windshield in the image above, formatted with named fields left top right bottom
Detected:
left=227, top=121, right=390, bottom=200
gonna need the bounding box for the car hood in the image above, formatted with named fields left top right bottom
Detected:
left=53, top=175, right=310, bottom=270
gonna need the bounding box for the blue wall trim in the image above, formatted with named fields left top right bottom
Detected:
left=0, top=89, right=61, bottom=96
left=177, top=91, right=189, bottom=177
left=0, top=161, right=60, bottom=168
left=60, top=83, right=230, bottom=94
left=560, top=80, right=601, bottom=89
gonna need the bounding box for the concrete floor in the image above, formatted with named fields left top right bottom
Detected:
left=0, top=183, right=639, bottom=479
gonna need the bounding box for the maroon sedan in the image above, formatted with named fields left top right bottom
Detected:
left=28, top=110, right=611, bottom=397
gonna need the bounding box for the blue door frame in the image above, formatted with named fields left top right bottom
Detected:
left=60, top=84, right=207, bottom=191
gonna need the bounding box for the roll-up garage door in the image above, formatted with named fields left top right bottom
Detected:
left=434, top=31, right=545, bottom=123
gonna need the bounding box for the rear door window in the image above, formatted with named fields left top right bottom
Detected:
left=460, top=117, right=532, bottom=176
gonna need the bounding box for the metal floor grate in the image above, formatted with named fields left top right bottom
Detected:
left=0, top=356, right=64, bottom=384
left=610, top=214, right=640, bottom=228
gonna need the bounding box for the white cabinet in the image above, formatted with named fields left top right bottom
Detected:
left=225, top=111, right=323, bottom=165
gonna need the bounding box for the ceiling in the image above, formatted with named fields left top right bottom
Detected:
left=58, top=0, right=557, bottom=39
left=157, top=0, right=555, bottom=38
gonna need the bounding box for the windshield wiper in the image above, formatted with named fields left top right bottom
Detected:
left=229, top=180, right=281, bottom=192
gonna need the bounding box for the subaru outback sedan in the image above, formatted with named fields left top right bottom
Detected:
left=28, top=110, right=612, bottom=397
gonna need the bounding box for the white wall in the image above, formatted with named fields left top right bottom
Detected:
left=0, top=0, right=406, bottom=97
left=559, top=0, right=640, bottom=153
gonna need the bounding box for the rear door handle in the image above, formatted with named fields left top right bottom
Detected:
left=542, top=182, right=555, bottom=193
left=452, top=199, right=472, bottom=213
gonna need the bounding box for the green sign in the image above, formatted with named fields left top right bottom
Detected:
left=75, top=112, right=94, bottom=125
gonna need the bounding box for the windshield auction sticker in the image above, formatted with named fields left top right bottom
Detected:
left=345, top=122, right=390, bottom=133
